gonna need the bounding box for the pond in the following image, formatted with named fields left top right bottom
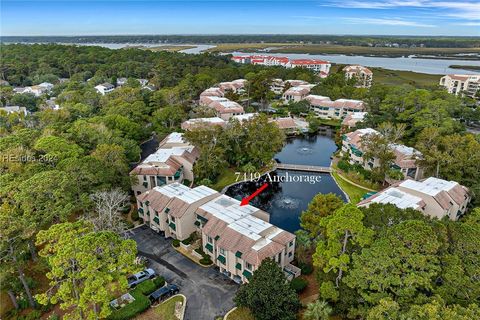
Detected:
left=225, top=133, right=347, bottom=233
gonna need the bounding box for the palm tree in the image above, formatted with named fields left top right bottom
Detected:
left=303, top=300, right=332, bottom=320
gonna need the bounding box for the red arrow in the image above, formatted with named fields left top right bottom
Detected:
left=240, top=183, right=269, bottom=206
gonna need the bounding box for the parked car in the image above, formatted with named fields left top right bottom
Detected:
left=148, top=284, right=180, bottom=303
left=128, top=268, right=156, bottom=288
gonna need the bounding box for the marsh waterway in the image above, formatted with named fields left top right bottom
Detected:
left=225, top=133, right=346, bottom=233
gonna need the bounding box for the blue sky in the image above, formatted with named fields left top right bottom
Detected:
left=1, top=1, right=479, bottom=36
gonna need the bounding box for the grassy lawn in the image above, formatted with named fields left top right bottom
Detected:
left=269, top=44, right=480, bottom=57
left=208, top=43, right=480, bottom=57
left=211, top=167, right=239, bottom=191
left=136, top=295, right=185, bottom=320
left=370, top=67, right=440, bottom=88
left=225, top=307, right=255, bottom=320
left=208, top=43, right=297, bottom=53
left=332, top=171, right=372, bottom=205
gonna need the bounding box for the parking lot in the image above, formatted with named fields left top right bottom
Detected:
left=129, top=225, right=238, bottom=320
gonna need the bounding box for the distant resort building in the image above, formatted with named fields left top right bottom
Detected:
left=439, top=74, right=480, bottom=98
left=130, top=132, right=198, bottom=195
left=342, top=112, right=368, bottom=128
left=0, top=106, right=28, bottom=116
left=358, top=177, right=470, bottom=221
left=13, top=82, right=54, bottom=97
left=136, top=182, right=298, bottom=283
left=343, top=65, right=373, bottom=88
left=95, top=83, right=115, bottom=95
left=283, top=84, right=315, bottom=102
left=342, top=128, right=424, bottom=181
left=306, top=95, right=366, bottom=120
left=232, top=55, right=331, bottom=77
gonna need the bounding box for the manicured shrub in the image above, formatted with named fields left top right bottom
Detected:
left=299, top=262, right=314, bottom=275
left=107, top=287, right=150, bottom=320
left=195, top=248, right=205, bottom=255
left=337, top=160, right=351, bottom=172
left=199, top=257, right=212, bottom=265
left=172, top=239, right=180, bottom=247
left=153, top=276, right=165, bottom=288
left=181, top=236, right=193, bottom=245
left=290, top=277, right=308, bottom=293
left=136, top=279, right=157, bottom=295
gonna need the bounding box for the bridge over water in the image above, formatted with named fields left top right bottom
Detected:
left=274, top=163, right=332, bottom=173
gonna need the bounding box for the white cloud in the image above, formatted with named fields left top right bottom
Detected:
left=323, top=1, right=480, bottom=20
left=344, top=17, right=436, bottom=27
left=455, top=21, right=480, bottom=26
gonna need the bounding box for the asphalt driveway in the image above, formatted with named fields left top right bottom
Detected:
left=129, top=225, right=238, bottom=320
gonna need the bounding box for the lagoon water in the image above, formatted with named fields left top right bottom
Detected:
left=225, top=133, right=347, bottom=233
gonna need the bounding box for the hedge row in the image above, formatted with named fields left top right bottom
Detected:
left=107, top=277, right=165, bottom=320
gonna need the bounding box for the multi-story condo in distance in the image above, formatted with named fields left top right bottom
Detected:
left=199, top=81, right=246, bottom=120
left=283, top=84, right=315, bottom=102
left=130, top=132, right=198, bottom=195
left=306, top=95, right=366, bottom=120
left=343, top=65, right=373, bottom=88
left=136, top=183, right=298, bottom=283
left=358, top=177, right=470, bottom=221
left=342, top=128, right=424, bottom=180
left=439, top=74, right=480, bottom=98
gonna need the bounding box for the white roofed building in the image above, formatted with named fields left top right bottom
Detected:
left=358, top=177, right=470, bottom=220
left=181, top=117, right=227, bottom=131
left=0, top=106, right=28, bottom=116
left=95, top=83, right=115, bottom=95
left=130, top=133, right=199, bottom=195
left=342, top=112, right=368, bottom=128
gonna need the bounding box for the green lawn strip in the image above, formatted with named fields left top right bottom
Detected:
left=225, top=307, right=255, bottom=320
left=332, top=171, right=372, bottom=205
left=211, top=167, right=238, bottom=191
left=150, top=295, right=185, bottom=320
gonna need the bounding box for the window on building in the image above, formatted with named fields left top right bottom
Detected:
left=171, top=216, right=175, bottom=222
left=289, top=241, right=294, bottom=247
left=246, top=262, right=252, bottom=270
left=220, top=248, right=225, bottom=255
left=143, top=175, right=147, bottom=181
left=207, top=236, right=212, bottom=243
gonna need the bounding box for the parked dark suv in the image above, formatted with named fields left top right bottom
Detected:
left=148, top=284, right=180, bottom=303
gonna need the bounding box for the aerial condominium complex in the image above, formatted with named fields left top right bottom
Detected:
left=136, top=183, right=298, bottom=284
left=342, top=112, right=368, bottom=128
left=130, top=132, right=198, bottom=195
left=282, top=84, right=316, bottom=102
left=342, top=128, right=424, bottom=180
left=199, top=80, right=246, bottom=119
left=358, top=177, right=470, bottom=221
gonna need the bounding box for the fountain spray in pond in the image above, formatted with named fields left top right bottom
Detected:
left=296, top=146, right=314, bottom=155
left=274, top=196, right=300, bottom=210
